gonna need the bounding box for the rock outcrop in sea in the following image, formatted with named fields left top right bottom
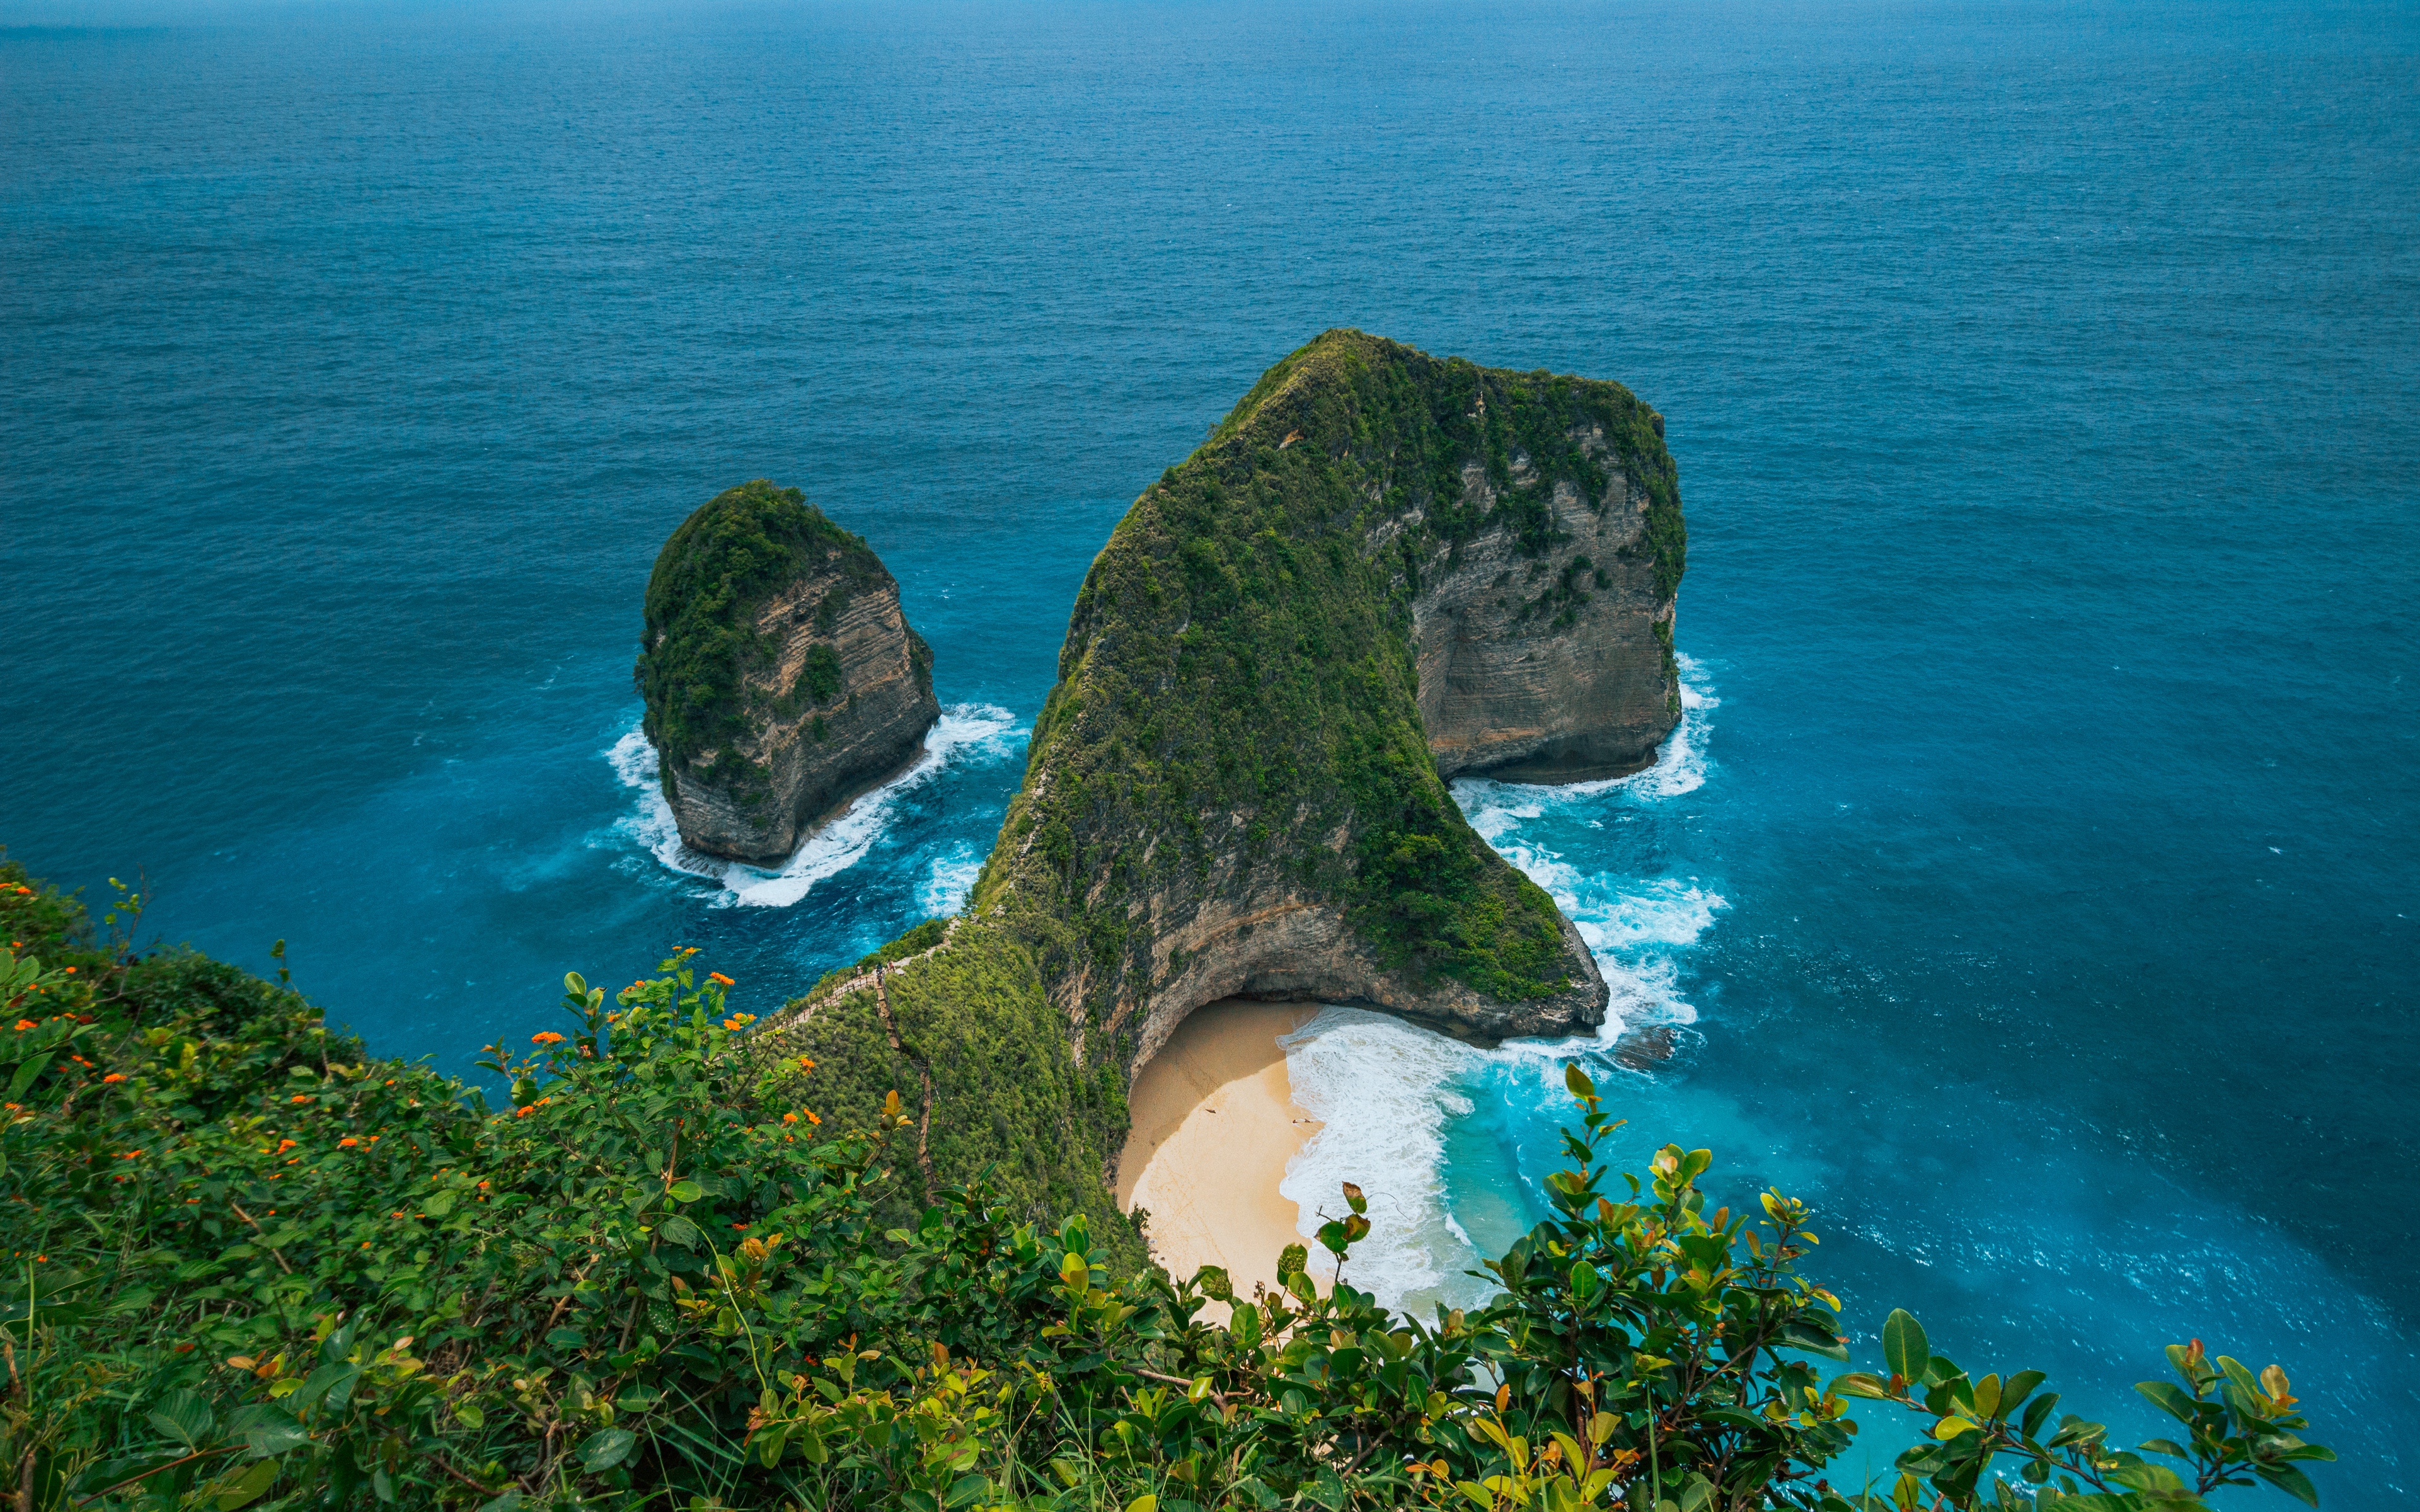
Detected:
left=757, top=332, right=1685, bottom=1237
left=637, top=480, right=937, bottom=863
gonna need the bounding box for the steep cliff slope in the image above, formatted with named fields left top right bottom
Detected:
left=638, top=481, right=938, bottom=862
left=760, top=332, right=1683, bottom=1234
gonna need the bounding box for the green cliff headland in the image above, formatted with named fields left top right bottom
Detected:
left=759, top=330, right=1689, bottom=1242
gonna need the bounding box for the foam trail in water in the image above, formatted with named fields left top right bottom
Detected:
left=604, top=704, right=1022, bottom=908
left=1277, top=657, right=1725, bottom=1316
left=919, top=842, right=984, bottom=919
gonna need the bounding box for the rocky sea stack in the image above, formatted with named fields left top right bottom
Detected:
left=756, top=331, right=1685, bottom=1237
left=637, top=481, right=938, bottom=863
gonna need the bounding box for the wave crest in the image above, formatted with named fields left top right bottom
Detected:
left=602, top=704, right=1023, bottom=908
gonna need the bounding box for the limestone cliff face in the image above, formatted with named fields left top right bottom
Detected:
left=759, top=334, right=1685, bottom=1235
left=637, top=481, right=938, bottom=864
left=1414, top=447, right=1680, bottom=782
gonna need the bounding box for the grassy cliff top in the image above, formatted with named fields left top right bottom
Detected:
left=637, top=479, right=890, bottom=770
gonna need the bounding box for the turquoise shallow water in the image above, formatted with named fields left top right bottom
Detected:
left=4, top=0, right=2416, bottom=1497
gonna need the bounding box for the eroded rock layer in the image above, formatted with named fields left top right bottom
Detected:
left=638, top=481, right=938, bottom=864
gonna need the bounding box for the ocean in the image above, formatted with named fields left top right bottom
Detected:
left=4, top=0, right=2414, bottom=1498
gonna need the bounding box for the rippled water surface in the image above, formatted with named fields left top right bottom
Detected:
left=5, top=0, right=2416, bottom=1497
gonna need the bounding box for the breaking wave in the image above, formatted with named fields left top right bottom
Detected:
left=602, top=704, right=1022, bottom=908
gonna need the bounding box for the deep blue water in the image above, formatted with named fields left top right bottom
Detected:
left=5, top=0, right=2416, bottom=1499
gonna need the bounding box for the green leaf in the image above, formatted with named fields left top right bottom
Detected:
left=1570, top=1261, right=1600, bottom=1302
left=452, top=1404, right=486, bottom=1430
left=1778, top=1320, right=1850, bottom=1361
left=214, top=1458, right=280, bottom=1511
left=1565, top=1063, right=1596, bottom=1100
left=657, top=1215, right=703, bottom=1250
left=2252, top=1463, right=2321, bottom=1507
left=147, top=1389, right=216, bottom=1450
left=1828, top=1372, right=1892, bottom=1399
left=1125, top=1498, right=1158, bottom=1512
left=2109, top=1463, right=2186, bottom=1492
left=477, top=1492, right=522, bottom=1512
left=1882, top=1309, right=1929, bottom=1382
left=239, top=1412, right=309, bottom=1457
left=943, top=1474, right=989, bottom=1508
left=577, top=1427, right=637, bottom=1472
left=6, top=1054, right=51, bottom=1101
left=2000, top=1368, right=2046, bottom=1416
left=2136, top=1380, right=2200, bottom=1424
left=546, top=1327, right=587, bottom=1350
left=2021, top=1392, right=2060, bottom=1440
left=667, top=1179, right=705, bottom=1203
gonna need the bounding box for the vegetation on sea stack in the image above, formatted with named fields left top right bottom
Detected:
left=0, top=861, right=2335, bottom=1510
left=635, top=480, right=891, bottom=778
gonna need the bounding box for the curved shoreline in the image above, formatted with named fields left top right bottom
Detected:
left=1115, top=999, right=1323, bottom=1301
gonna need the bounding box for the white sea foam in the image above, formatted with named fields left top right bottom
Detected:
left=1276, top=656, right=1726, bottom=1316
left=918, top=842, right=985, bottom=919
left=602, top=704, right=1023, bottom=908
left=1280, top=1007, right=1495, bottom=1314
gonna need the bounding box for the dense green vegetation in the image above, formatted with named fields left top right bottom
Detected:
left=636, top=481, right=892, bottom=781
left=0, top=862, right=2334, bottom=1510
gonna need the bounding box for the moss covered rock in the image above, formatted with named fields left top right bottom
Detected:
left=638, top=480, right=938, bottom=862
left=758, top=333, right=1685, bottom=1238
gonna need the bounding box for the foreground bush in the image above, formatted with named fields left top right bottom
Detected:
left=0, top=861, right=2331, bottom=1509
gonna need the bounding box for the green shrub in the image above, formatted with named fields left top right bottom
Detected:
left=0, top=863, right=2332, bottom=1511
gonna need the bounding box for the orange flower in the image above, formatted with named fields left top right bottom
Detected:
left=806, top=1110, right=821, bottom=1126
left=796, top=1057, right=815, bottom=1071
left=781, top=1113, right=798, bottom=1125
left=276, top=1140, right=297, bottom=1154
left=291, top=1094, right=309, bottom=1104
left=516, top=1106, right=534, bottom=1118
left=338, top=1137, right=359, bottom=1148
left=531, top=1031, right=565, bottom=1046
left=101, top=1073, right=125, bottom=1084
left=11, top=1021, right=31, bottom=1032
left=709, top=971, right=735, bottom=987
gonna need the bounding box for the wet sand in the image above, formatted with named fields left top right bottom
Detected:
left=1114, top=999, right=1323, bottom=1302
